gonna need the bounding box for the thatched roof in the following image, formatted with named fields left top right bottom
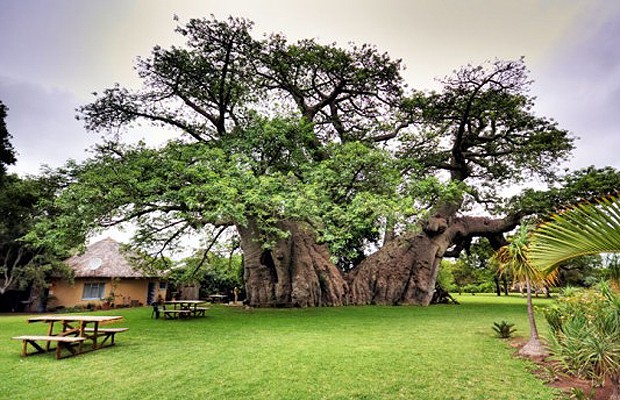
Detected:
left=64, top=238, right=153, bottom=279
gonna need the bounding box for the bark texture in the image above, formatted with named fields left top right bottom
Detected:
left=237, top=220, right=348, bottom=307
left=348, top=212, right=521, bottom=306
left=518, top=279, right=549, bottom=357
left=348, top=231, right=444, bottom=305
left=239, top=209, right=521, bottom=307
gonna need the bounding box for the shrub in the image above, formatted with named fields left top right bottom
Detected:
left=492, top=320, right=517, bottom=338
left=463, top=284, right=479, bottom=294
left=544, top=283, right=620, bottom=396
left=478, top=282, right=496, bottom=293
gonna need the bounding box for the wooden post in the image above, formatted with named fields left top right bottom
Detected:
left=45, top=321, right=54, bottom=351
left=90, top=322, right=99, bottom=350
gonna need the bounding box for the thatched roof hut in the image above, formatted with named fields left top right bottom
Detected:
left=64, top=238, right=150, bottom=278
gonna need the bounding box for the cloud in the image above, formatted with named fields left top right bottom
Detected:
left=532, top=4, right=620, bottom=170
left=1, top=77, right=98, bottom=175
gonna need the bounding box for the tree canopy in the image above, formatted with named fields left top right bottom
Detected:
left=28, top=16, right=586, bottom=306
left=0, top=100, right=17, bottom=182
left=0, top=174, right=72, bottom=295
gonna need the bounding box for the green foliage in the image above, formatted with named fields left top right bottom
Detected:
left=443, top=240, right=499, bottom=294
left=0, top=174, right=72, bottom=293
left=30, top=132, right=416, bottom=269
left=544, top=284, right=620, bottom=385
left=492, top=320, right=517, bottom=338
left=0, top=100, right=16, bottom=179
left=569, top=387, right=595, bottom=400
left=494, top=224, right=547, bottom=286
left=173, top=248, right=243, bottom=297
left=303, top=142, right=404, bottom=269
left=399, top=58, right=573, bottom=202
left=504, top=166, right=620, bottom=217
left=530, top=196, right=620, bottom=276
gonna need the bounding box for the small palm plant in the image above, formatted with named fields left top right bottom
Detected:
left=493, top=223, right=549, bottom=357
left=492, top=320, right=517, bottom=339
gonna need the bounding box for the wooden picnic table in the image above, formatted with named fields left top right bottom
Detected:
left=209, top=294, right=228, bottom=303
left=12, top=315, right=127, bottom=359
left=163, top=300, right=208, bottom=319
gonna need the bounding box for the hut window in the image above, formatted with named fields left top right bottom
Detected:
left=82, top=282, right=106, bottom=300
left=159, top=282, right=167, bottom=290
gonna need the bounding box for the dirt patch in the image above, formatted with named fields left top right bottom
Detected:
left=509, top=337, right=613, bottom=400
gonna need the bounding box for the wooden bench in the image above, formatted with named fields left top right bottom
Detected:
left=163, top=309, right=191, bottom=319
left=11, top=335, right=86, bottom=359
left=83, top=327, right=129, bottom=348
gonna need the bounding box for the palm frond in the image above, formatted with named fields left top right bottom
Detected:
left=530, top=196, right=620, bottom=275
left=493, top=223, right=547, bottom=284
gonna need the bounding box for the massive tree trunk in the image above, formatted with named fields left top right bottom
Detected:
left=238, top=209, right=520, bottom=308
left=347, top=231, right=450, bottom=305
left=348, top=212, right=521, bottom=306
left=237, top=219, right=348, bottom=307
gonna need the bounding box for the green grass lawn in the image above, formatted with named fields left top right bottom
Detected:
left=0, top=294, right=561, bottom=400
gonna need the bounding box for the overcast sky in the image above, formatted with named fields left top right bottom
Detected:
left=1, top=0, right=619, bottom=176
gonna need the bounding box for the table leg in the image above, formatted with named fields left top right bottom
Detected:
left=78, top=322, right=87, bottom=353
left=91, top=322, right=99, bottom=350
left=46, top=321, right=55, bottom=351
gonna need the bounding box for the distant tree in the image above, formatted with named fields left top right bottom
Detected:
left=443, top=252, right=492, bottom=294
left=465, top=239, right=507, bottom=295
left=553, top=255, right=604, bottom=288
left=0, top=100, right=17, bottom=182
left=178, top=245, right=244, bottom=298
left=0, top=174, right=71, bottom=297
left=507, top=166, right=620, bottom=216
left=603, top=254, right=620, bottom=289
left=435, top=259, right=457, bottom=292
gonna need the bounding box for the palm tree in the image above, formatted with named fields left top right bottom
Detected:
left=493, top=223, right=549, bottom=357
left=529, top=196, right=620, bottom=400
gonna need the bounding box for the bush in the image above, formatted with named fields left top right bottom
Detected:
left=543, top=283, right=620, bottom=392
left=492, top=320, right=516, bottom=338
left=463, top=284, right=479, bottom=294
left=478, top=282, right=496, bottom=293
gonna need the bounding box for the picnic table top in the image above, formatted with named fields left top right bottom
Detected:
left=164, top=300, right=204, bottom=305
left=28, top=315, right=124, bottom=323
